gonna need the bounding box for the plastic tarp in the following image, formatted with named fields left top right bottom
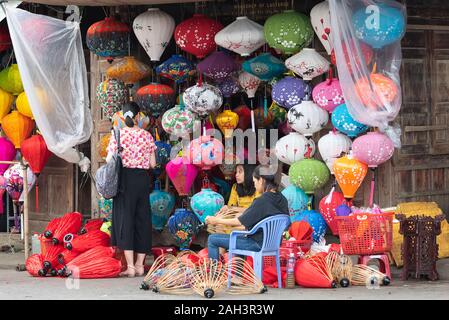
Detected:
left=329, top=0, right=406, bottom=147
left=5, top=7, right=93, bottom=169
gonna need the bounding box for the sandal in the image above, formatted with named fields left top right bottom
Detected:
left=120, top=265, right=136, bottom=278
left=135, top=264, right=145, bottom=277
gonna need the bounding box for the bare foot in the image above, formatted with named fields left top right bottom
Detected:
left=120, top=266, right=136, bottom=278
left=135, top=265, right=145, bottom=277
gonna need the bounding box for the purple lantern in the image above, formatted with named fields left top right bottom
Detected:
left=272, top=76, right=310, bottom=110
left=0, top=137, right=16, bottom=175
left=216, top=77, right=240, bottom=98
left=197, top=51, right=239, bottom=81
left=336, top=204, right=352, bottom=217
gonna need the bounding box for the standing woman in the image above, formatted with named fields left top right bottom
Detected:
left=106, top=101, right=157, bottom=277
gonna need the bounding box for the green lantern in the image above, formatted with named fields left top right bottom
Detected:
left=264, top=10, right=314, bottom=55
left=289, top=158, right=330, bottom=194
left=0, top=64, right=24, bottom=95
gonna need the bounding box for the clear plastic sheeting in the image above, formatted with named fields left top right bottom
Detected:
left=329, top=0, right=406, bottom=148
left=5, top=7, right=93, bottom=168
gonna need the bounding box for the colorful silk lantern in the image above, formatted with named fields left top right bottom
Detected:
left=15, top=92, right=34, bottom=119
left=233, top=104, right=251, bottom=131
left=238, top=72, right=261, bottom=99
left=333, top=154, right=368, bottom=199
left=285, top=48, right=330, bottom=81
left=272, top=76, right=309, bottom=110
left=190, top=179, right=225, bottom=223
left=111, top=111, right=150, bottom=130
left=184, top=83, right=223, bottom=118
left=187, top=136, right=224, bottom=170
left=352, top=132, right=395, bottom=168
left=275, top=132, right=315, bottom=165
left=0, top=137, right=16, bottom=175
left=150, top=180, right=175, bottom=231
left=331, top=103, right=369, bottom=138
left=1, top=111, right=34, bottom=149
left=287, top=100, right=329, bottom=137
left=330, top=41, right=373, bottom=71
left=296, top=210, right=327, bottom=242
left=0, top=24, right=12, bottom=53
left=242, top=53, right=286, bottom=81
left=310, top=0, right=333, bottom=55
left=154, top=140, right=171, bottom=177
left=96, top=79, right=128, bottom=120
left=281, top=185, right=309, bottom=222
left=319, top=190, right=345, bottom=235
left=0, top=64, right=24, bottom=95
left=312, top=77, right=344, bottom=113
left=216, top=77, right=240, bottom=98
left=264, top=10, right=314, bottom=55
left=197, top=51, right=238, bottom=81
left=166, top=157, right=199, bottom=196
left=216, top=108, right=239, bottom=138
left=0, top=87, right=13, bottom=122
left=174, top=14, right=223, bottom=59
left=355, top=74, right=399, bottom=111
left=289, top=158, right=330, bottom=194
left=106, top=56, right=151, bottom=85
left=155, top=54, right=195, bottom=84
left=214, top=16, right=265, bottom=56
left=318, top=131, right=352, bottom=174
left=167, top=208, right=201, bottom=250
left=136, top=83, right=175, bottom=117
left=133, top=8, right=175, bottom=62
left=4, top=164, right=35, bottom=202
left=86, top=17, right=130, bottom=62
left=162, top=104, right=198, bottom=138
left=98, top=133, right=111, bottom=161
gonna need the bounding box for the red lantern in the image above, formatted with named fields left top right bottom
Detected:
left=136, top=83, right=176, bottom=117
left=319, top=190, right=345, bottom=236
left=174, top=14, right=223, bottom=59
left=0, top=24, right=12, bottom=53
left=233, top=105, right=251, bottom=131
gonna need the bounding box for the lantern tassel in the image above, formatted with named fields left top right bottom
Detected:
left=369, top=168, right=376, bottom=207
left=327, top=67, right=333, bottom=85
left=35, top=181, right=39, bottom=211
left=155, top=127, right=160, bottom=142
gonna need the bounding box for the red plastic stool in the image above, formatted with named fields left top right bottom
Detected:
left=358, top=254, right=391, bottom=279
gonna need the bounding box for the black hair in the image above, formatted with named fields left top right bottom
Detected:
left=235, top=164, right=257, bottom=198
left=253, top=165, right=279, bottom=192
left=122, top=101, right=140, bottom=128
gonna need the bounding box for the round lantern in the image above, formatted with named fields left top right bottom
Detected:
left=214, top=16, right=265, bottom=56
left=0, top=87, right=13, bottom=122
left=190, top=179, right=225, bottom=223
left=15, top=92, right=34, bottom=119
left=333, top=154, right=368, bottom=199
left=238, top=72, right=261, bottom=99
left=272, top=76, right=309, bottom=110
left=310, top=0, right=333, bottom=55
left=275, top=132, right=316, bottom=165
left=166, top=157, right=199, bottom=196
left=98, top=133, right=111, bottom=161
left=4, top=164, right=36, bottom=202
left=296, top=210, right=327, bottom=242
left=112, top=110, right=150, bottom=130
left=197, top=51, right=238, bottom=81
left=281, top=185, right=309, bottom=222
left=312, top=78, right=345, bottom=113
left=352, top=132, right=395, bottom=168
left=216, top=108, right=239, bottom=138
left=331, top=103, right=369, bottom=138
left=285, top=48, right=330, bottom=81
left=1, top=111, right=34, bottom=149
left=133, top=8, right=175, bottom=62
left=0, top=137, right=16, bottom=175
left=154, top=140, right=172, bottom=177
left=155, top=54, right=195, bottom=84
left=287, top=100, right=329, bottom=137
left=187, top=136, right=224, bottom=170
left=167, top=208, right=201, bottom=250
left=96, top=79, right=128, bottom=120
left=242, top=53, right=286, bottom=82
left=136, top=83, right=175, bottom=117
left=184, top=83, right=223, bottom=118
left=264, top=10, right=314, bottom=55
left=216, top=77, right=240, bottom=98
left=86, top=17, right=130, bottom=62
left=150, top=180, right=175, bottom=231
left=355, top=74, right=399, bottom=111
left=162, top=104, right=198, bottom=138
left=289, top=159, right=330, bottom=194
left=0, top=24, right=12, bottom=53
left=233, top=104, right=251, bottom=130
left=319, top=190, right=345, bottom=235
left=174, top=14, right=223, bottom=59
left=0, top=64, right=24, bottom=95
left=106, top=56, right=151, bottom=85
left=318, top=131, right=352, bottom=173
left=331, top=41, right=373, bottom=72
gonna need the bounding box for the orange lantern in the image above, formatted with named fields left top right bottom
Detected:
left=355, top=73, right=398, bottom=110
left=1, top=111, right=35, bottom=149
left=216, top=108, right=239, bottom=138
left=98, top=133, right=112, bottom=161
left=333, top=154, right=368, bottom=199
left=106, top=56, right=151, bottom=85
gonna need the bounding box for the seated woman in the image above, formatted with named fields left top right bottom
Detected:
left=206, top=165, right=289, bottom=261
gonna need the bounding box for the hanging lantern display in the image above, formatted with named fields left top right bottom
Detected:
left=253, top=105, right=274, bottom=128
left=0, top=88, right=13, bottom=122
left=1, top=111, right=34, bottom=149
left=191, top=179, right=225, bottom=223
left=355, top=74, right=399, bottom=111
left=289, top=159, right=330, bottom=194
left=0, top=137, right=16, bottom=175
left=155, top=54, right=195, bottom=84
left=352, top=132, right=395, bottom=168
left=0, top=24, right=11, bottom=53
left=154, top=140, right=172, bottom=177
left=4, top=164, right=35, bottom=202
left=111, top=110, right=150, bottom=130
left=312, top=78, right=344, bottom=113
left=272, top=76, right=309, bottom=110
left=106, top=56, right=151, bottom=85
left=318, top=131, right=352, bottom=174
left=98, top=133, right=111, bottom=161
left=238, top=72, right=261, bottom=99
left=150, top=180, right=175, bottom=231
left=269, top=102, right=287, bottom=127
left=15, top=92, right=34, bottom=119
left=184, top=83, right=223, bottom=118
left=233, top=105, right=252, bottom=131
left=296, top=210, right=327, bottom=242
left=0, top=64, right=24, bottom=95
left=174, top=14, right=223, bottom=59
left=162, top=104, right=198, bottom=138
left=331, top=41, right=373, bottom=71
left=216, top=108, right=239, bottom=138
left=197, top=51, right=238, bottom=81
left=216, top=77, right=240, bottom=98
left=331, top=103, right=369, bottom=138
left=167, top=208, right=201, bottom=250
left=275, top=132, right=316, bottom=165
left=187, top=136, right=224, bottom=170
left=310, top=0, right=333, bottom=55
left=96, top=79, right=128, bottom=120
left=135, top=83, right=175, bottom=117
left=333, top=154, right=368, bottom=199
left=264, top=10, right=314, bottom=55
left=214, top=16, right=265, bottom=56
left=86, top=17, right=130, bottom=62
left=287, top=100, right=329, bottom=137
left=166, top=157, right=199, bottom=196
left=285, top=48, right=330, bottom=81
left=133, top=8, right=175, bottom=62
left=319, top=190, right=345, bottom=236
left=281, top=185, right=309, bottom=222
left=242, top=53, right=286, bottom=81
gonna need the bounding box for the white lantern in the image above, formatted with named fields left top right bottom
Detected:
left=238, top=71, right=261, bottom=98
left=133, top=8, right=175, bottom=62
left=184, top=83, right=223, bottom=118
left=275, top=132, right=316, bottom=165
left=287, top=100, right=329, bottom=137
left=310, top=0, right=333, bottom=55
left=214, top=16, right=266, bottom=57
left=285, top=48, right=330, bottom=81
left=318, top=131, right=352, bottom=174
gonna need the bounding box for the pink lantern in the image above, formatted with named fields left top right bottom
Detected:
left=187, top=136, right=224, bottom=170
left=0, top=175, right=6, bottom=214
left=312, top=77, right=345, bottom=113
left=166, top=157, right=199, bottom=196
left=352, top=132, right=395, bottom=168
left=0, top=137, right=16, bottom=175
left=319, top=190, right=345, bottom=236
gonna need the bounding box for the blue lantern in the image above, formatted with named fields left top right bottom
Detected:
left=190, top=179, right=225, bottom=224
left=331, top=103, right=369, bottom=138
left=167, top=208, right=201, bottom=250
left=154, top=140, right=172, bottom=177
left=281, top=185, right=309, bottom=222
left=242, top=53, right=287, bottom=82
left=297, top=210, right=327, bottom=243
left=155, top=54, right=195, bottom=84
left=352, top=3, right=406, bottom=49
left=150, top=180, right=175, bottom=231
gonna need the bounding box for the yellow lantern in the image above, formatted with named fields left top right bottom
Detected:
left=0, top=64, right=24, bottom=95
left=16, top=92, right=34, bottom=119
left=106, top=56, right=151, bottom=85
left=216, top=108, right=239, bottom=138
left=98, top=133, right=112, bottom=161
left=1, top=111, right=35, bottom=149
left=0, top=87, right=13, bottom=123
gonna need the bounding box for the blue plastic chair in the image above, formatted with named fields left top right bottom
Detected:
left=227, top=214, right=291, bottom=289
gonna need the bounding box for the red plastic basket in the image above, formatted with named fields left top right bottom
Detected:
left=263, top=239, right=312, bottom=268
left=336, top=212, right=394, bottom=255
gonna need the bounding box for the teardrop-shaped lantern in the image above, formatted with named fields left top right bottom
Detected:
left=187, top=136, right=224, bottom=170
left=289, top=159, right=330, bottom=194
left=352, top=132, right=395, bottom=168
left=318, top=131, right=352, bottom=174
left=0, top=88, right=13, bottom=122
left=285, top=48, right=330, bottom=81
left=112, top=111, right=150, bottom=130
left=331, top=103, right=369, bottom=138
left=106, top=56, right=151, bottom=85
left=275, top=132, right=316, bottom=165
left=20, top=135, right=52, bottom=176
left=150, top=180, right=175, bottom=231
left=287, top=101, right=329, bottom=137
left=0, top=24, right=12, bottom=53
left=184, top=83, right=223, bottom=118
left=155, top=54, right=195, bottom=84
left=272, top=76, right=309, bottom=110
left=216, top=77, right=240, bottom=98
left=238, top=72, right=261, bottom=99
left=2, top=111, right=35, bottom=149
left=333, top=154, right=368, bottom=199
left=319, top=190, right=345, bottom=235
left=0, top=137, right=16, bottom=175
left=0, top=64, right=24, bottom=95
left=216, top=109, right=239, bottom=138
left=281, top=185, right=309, bottom=222
left=312, top=77, right=344, bottom=113
left=197, top=51, right=238, bottom=81
left=133, top=8, right=175, bottom=62
left=15, top=92, right=34, bottom=119
left=162, top=104, right=198, bottom=138
left=242, top=53, right=287, bottom=82
left=96, top=79, right=128, bottom=120
left=191, top=179, right=225, bottom=223
left=166, top=157, right=199, bottom=196
left=310, top=0, right=333, bottom=55
left=355, top=73, right=399, bottom=111
left=135, top=83, right=175, bottom=117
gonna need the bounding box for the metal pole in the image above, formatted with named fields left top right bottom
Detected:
left=21, top=162, right=29, bottom=260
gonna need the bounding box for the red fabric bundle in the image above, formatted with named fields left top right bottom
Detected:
left=66, top=256, right=122, bottom=279
left=80, top=219, right=104, bottom=235
left=42, top=244, right=64, bottom=270
left=262, top=266, right=287, bottom=288
left=295, top=256, right=336, bottom=288
left=67, top=246, right=116, bottom=267
left=26, top=254, right=44, bottom=277
left=66, top=229, right=110, bottom=252
left=58, top=249, right=81, bottom=265
left=43, top=217, right=61, bottom=238
left=52, top=212, right=83, bottom=245
left=289, top=221, right=313, bottom=241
